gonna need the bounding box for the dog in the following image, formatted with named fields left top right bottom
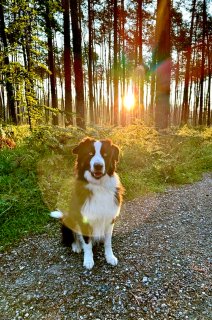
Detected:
left=51, top=137, right=123, bottom=269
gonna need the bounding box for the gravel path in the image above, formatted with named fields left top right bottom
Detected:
left=0, top=174, right=211, bottom=320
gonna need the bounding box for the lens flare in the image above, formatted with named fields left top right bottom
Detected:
left=123, top=92, right=135, bottom=110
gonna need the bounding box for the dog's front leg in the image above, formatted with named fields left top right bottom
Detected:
left=81, top=236, right=94, bottom=270
left=104, top=225, right=118, bottom=266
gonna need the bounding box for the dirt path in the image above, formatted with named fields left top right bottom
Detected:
left=0, top=174, right=211, bottom=320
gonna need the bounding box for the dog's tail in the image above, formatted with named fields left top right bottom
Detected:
left=50, top=210, right=63, bottom=219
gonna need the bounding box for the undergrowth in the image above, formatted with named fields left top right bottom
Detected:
left=0, top=124, right=211, bottom=250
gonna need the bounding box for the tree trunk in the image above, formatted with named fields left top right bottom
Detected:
left=173, top=52, right=180, bottom=125
left=155, top=0, right=171, bottom=130
left=70, top=0, right=85, bottom=129
left=0, top=3, right=16, bottom=124
left=181, top=0, right=196, bottom=125
left=22, top=37, right=32, bottom=130
left=63, top=0, right=73, bottom=126
left=120, top=0, right=126, bottom=126
left=88, top=0, right=94, bottom=124
left=113, top=0, right=119, bottom=125
left=193, top=79, right=200, bottom=126
left=106, top=38, right=111, bottom=124
left=0, top=84, right=4, bottom=121
left=150, top=49, right=156, bottom=120
left=199, top=0, right=206, bottom=125
left=45, top=4, right=58, bottom=125
left=137, top=0, right=144, bottom=119
left=206, top=30, right=211, bottom=126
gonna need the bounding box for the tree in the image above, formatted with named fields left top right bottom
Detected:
left=62, top=0, right=73, bottom=126
left=120, top=0, right=126, bottom=126
left=0, top=0, right=211, bottom=128
left=45, top=1, right=59, bottom=125
left=155, top=0, right=171, bottom=129
left=88, top=0, right=94, bottom=124
left=0, top=1, right=16, bottom=124
left=70, top=0, right=85, bottom=128
left=206, top=19, right=211, bottom=127
left=137, top=0, right=144, bottom=119
left=181, top=0, right=196, bottom=125
left=113, top=0, right=119, bottom=125
left=199, top=0, right=206, bottom=125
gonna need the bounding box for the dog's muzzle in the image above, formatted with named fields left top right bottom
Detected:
left=91, top=163, right=105, bottom=179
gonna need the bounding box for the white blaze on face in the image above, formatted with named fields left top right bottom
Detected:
left=90, top=141, right=105, bottom=173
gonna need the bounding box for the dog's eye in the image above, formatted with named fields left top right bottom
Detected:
left=103, top=153, right=108, bottom=157
left=89, top=152, right=94, bottom=156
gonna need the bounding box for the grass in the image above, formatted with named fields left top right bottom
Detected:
left=0, top=124, right=212, bottom=251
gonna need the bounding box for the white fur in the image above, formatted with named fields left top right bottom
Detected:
left=90, top=141, right=105, bottom=173
left=79, top=172, right=120, bottom=269
left=104, top=225, right=118, bottom=265
left=81, top=172, right=120, bottom=240
left=81, top=237, right=94, bottom=270
left=71, top=242, right=82, bottom=253
left=50, top=210, right=63, bottom=219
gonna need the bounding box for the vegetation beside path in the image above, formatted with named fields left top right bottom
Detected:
left=0, top=124, right=211, bottom=250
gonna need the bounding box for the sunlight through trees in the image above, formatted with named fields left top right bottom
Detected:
left=0, top=0, right=211, bottom=129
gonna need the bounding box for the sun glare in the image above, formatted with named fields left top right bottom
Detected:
left=123, top=92, right=135, bottom=110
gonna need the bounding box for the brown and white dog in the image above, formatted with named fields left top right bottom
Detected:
left=51, top=137, right=123, bottom=269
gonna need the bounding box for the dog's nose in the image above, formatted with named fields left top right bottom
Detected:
left=94, top=163, right=103, bottom=171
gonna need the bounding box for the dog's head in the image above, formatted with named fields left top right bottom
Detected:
left=73, top=137, right=120, bottom=181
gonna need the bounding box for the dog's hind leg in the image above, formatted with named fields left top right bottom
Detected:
left=71, top=233, right=82, bottom=253
left=61, top=224, right=82, bottom=253
left=61, top=224, right=75, bottom=247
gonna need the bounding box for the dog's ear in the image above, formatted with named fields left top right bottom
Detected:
left=73, top=137, right=94, bottom=155
left=73, top=144, right=80, bottom=154
left=101, top=139, right=119, bottom=161
left=112, top=144, right=120, bottom=162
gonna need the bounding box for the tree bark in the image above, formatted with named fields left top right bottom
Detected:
left=0, top=2, right=16, bottom=124
left=45, top=3, right=58, bottom=125
left=120, top=0, right=126, bottom=126
left=155, top=0, right=171, bottom=129
left=70, top=0, right=85, bottom=129
left=88, top=0, right=94, bottom=124
left=199, top=0, right=206, bottom=125
left=63, top=0, right=73, bottom=126
left=206, top=30, right=211, bottom=126
left=181, top=0, right=196, bottom=125
left=137, top=0, right=144, bottom=119
left=113, top=0, right=119, bottom=125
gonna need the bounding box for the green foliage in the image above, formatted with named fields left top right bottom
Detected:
left=111, top=125, right=212, bottom=199
left=0, top=124, right=87, bottom=250
left=1, top=0, right=63, bottom=126
left=0, top=145, right=48, bottom=249
left=0, top=124, right=211, bottom=251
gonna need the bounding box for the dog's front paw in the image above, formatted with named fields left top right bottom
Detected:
left=106, top=254, right=118, bottom=266
left=72, top=242, right=82, bottom=253
left=83, top=258, right=94, bottom=270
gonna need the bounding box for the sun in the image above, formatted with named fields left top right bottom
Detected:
left=123, top=92, right=135, bottom=110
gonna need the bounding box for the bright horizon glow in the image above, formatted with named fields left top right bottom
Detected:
left=123, top=84, right=135, bottom=110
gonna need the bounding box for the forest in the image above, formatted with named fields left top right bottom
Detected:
left=0, top=2, right=212, bottom=317
left=0, top=0, right=211, bottom=130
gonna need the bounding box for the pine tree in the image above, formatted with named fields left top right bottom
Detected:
left=62, top=0, right=73, bottom=126
left=0, top=2, right=16, bottom=124
left=155, top=0, right=171, bottom=129
left=70, top=0, right=85, bottom=128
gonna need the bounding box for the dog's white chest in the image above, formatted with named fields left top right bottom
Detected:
left=80, top=183, right=120, bottom=238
